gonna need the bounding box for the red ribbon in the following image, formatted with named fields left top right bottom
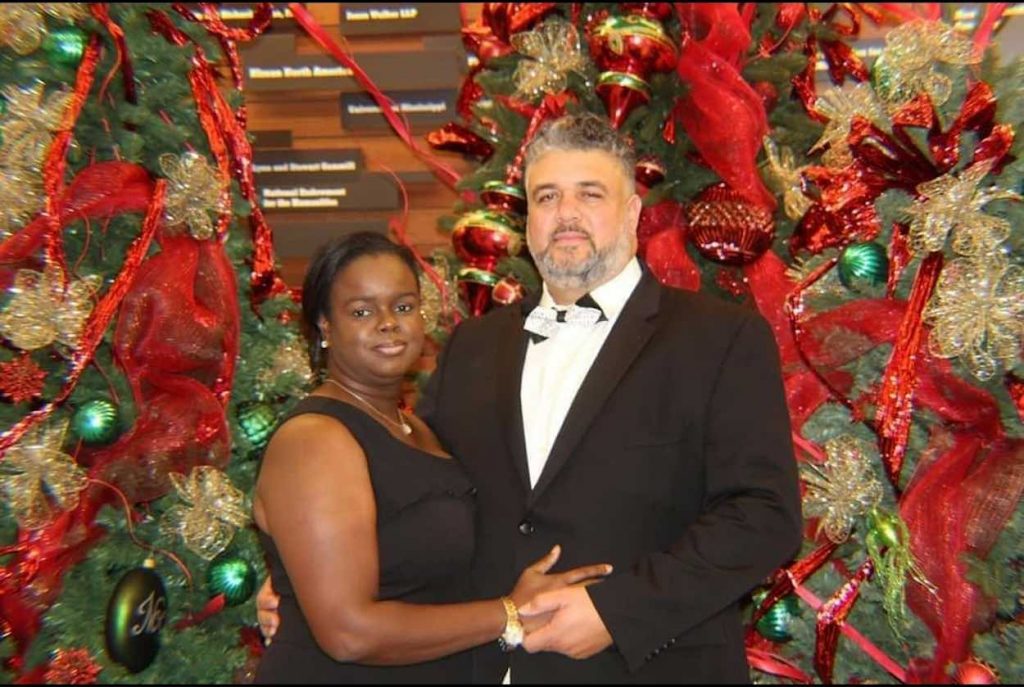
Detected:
left=288, top=3, right=462, bottom=190
left=91, top=4, right=137, bottom=104
left=814, top=559, right=874, bottom=684
left=173, top=593, right=227, bottom=631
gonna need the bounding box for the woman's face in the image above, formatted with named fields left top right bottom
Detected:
left=320, top=253, right=424, bottom=387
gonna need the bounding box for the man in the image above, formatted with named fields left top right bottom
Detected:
left=259, top=112, right=802, bottom=683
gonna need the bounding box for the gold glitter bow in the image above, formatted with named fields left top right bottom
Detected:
left=418, top=260, right=461, bottom=336
left=0, top=265, right=101, bottom=351
left=873, top=20, right=980, bottom=108
left=161, top=466, right=249, bottom=560
left=801, top=435, right=884, bottom=544
left=810, top=83, right=887, bottom=168
left=763, top=137, right=811, bottom=220
left=511, top=20, right=588, bottom=100
left=160, top=152, right=229, bottom=241
left=0, top=419, right=88, bottom=530
left=925, top=251, right=1023, bottom=381
left=0, top=82, right=72, bottom=237
left=905, top=160, right=1019, bottom=256
left=0, top=3, right=88, bottom=56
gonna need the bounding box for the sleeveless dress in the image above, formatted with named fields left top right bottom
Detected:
left=254, top=396, right=478, bottom=684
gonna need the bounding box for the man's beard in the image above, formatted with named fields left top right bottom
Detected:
left=531, top=225, right=633, bottom=292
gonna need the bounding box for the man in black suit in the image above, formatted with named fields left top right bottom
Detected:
left=258, top=112, right=801, bottom=682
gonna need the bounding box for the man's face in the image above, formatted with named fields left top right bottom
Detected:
left=524, top=148, right=641, bottom=293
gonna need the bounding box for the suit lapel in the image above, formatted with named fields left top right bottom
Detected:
left=496, top=298, right=536, bottom=492
left=529, top=273, right=662, bottom=505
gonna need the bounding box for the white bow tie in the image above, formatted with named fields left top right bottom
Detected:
left=523, top=297, right=607, bottom=343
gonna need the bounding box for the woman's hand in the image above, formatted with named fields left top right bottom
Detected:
left=256, top=576, right=281, bottom=643
left=508, top=545, right=611, bottom=609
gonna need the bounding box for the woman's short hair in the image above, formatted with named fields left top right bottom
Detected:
left=300, top=231, right=419, bottom=370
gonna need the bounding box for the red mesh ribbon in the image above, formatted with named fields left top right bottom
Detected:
left=288, top=3, right=462, bottom=190
left=815, top=558, right=874, bottom=684
left=639, top=200, right=700, bottom=292
left=150, top=9, right=287, bottom=303
left=673, top=4, right=775, bottom=210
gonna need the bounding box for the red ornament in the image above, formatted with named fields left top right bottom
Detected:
left=587, top=10, right=678, bottom=127
left=0, top=354, right=47, bottom=404
left=456, top=267, right=501, bottom=317
left=752, top=81, right=779, bottom=112
left=954, top=658, right=1000, bottom=684
left=452, top=209, right=525, bottom=273
left=480, top=181, right=527, bottom=215
left=44, top=648, right=101, bottom=684
left=426, top=122, right=495, bottom=161
left=686, top=183, right=775, bottom=265
left=635, top=155, right=666, bottom=188
left=491, top=276, right=526, bottom=306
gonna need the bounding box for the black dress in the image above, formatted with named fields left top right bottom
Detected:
left=254, top=396, right=478, bottom=684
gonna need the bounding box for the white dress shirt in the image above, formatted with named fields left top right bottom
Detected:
left=520, top=258, right=643, bottom=488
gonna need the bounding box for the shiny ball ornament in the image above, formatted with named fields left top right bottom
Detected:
left=206, top=553, right=257, bottom=607
left=452, top=209, right=525, bottom=273
left=754, top=594, right=800, bottom=643
left=491, top=276, right=526, bottom=307
left=105, top=561, right=167, bottom=673
left=42, top=26, right=88, bottom=68
left=686, top=183, right=776, bottom=265
left=587, top=13, right=678, bottom=74
left=838, top=242, right=888, bottom=291
left=480, top=181, right=527, bottom=216
left=954, top=658, right=1000, bottom=684
left=635, top=155, right=666, bottom=188
left=237, top=402, right=277, bottom=453
left=71, top=399, right=120, bottom=446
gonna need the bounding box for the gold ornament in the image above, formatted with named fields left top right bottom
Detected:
left=0, top=3, right=88, bottom=56
left=419, top=261, right=461, bottom=334
left=160, top=152, right=229, bottom=241
left=763, top=137, right=811, bottom=220
left=810, top=83, right=887, bottom=168
left=259, top=337, right=313, bottom=389
left=905, top=160, right=1019, bottom=256
left=874, top=20, right=980, bottom=108
left=0, top=82, right=72, bottom=237
left=0, top=265, right=101, bottom=351
left=924, top=251, right=1024, bottom=381
left=160, top=465, right=249, bottom=560
left=511, top=20, right=588, bottom=100
left=0, top=419, right=87, bottom=529
left=801, top=435, right=884, bottom=544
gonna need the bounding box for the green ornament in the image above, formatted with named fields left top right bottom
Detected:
left=42, top=26, right=88, bottom=68
left=206, top=553, right=257, bottom=607
left=838, top=242, right=888, bottom=291
left=754, top=594, right=800, bottom=643
left=72, top=399, right=121, bottom=446
left=238, top=402, right=277, bottom=451
left=105, top=559, right=167, bottom=673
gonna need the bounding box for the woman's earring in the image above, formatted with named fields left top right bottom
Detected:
left=320, top=338, right=329, bottom=349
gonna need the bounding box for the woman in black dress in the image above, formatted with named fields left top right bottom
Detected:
left=252, top=233, right=609, bottom=683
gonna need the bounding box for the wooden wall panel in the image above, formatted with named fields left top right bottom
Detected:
left=243, top=3, right=483, bottom=288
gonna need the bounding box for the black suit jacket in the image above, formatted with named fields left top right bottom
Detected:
left=419, top=270, right=802, bottom=683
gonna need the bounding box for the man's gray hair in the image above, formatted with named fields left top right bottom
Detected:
left=523, top=112, right=636, bottom=186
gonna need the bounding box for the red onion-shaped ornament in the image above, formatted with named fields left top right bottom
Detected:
left=954, top=659, right=1000, bottom=684
left=596, top=71, right=651, bottom=128
left=456, top=266, right=501, bottom=317
left=480, top=180, right=527, bottom=215
left=452, top=209, right=525, bottom=272
left=686, top=182, right=775, bottom=265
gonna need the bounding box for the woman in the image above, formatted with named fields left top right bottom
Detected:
left=253, top=232, right=610, bottom=683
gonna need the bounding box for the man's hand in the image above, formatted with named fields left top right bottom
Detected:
left=518, top=586, right=613, bottom=659
left=256, top=576, right=281, bottom=643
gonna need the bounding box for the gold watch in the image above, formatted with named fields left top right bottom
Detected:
left=498, top=596, right=524, bottom=652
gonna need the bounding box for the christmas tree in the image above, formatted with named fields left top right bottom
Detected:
left=0, top=4, right=310, bottom=683
left=411, top=3, right=1022, bottom=684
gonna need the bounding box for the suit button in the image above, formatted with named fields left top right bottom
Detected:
left=468, top=487, right=478, bottom=496
left=518, top=519, right=535, bottom=535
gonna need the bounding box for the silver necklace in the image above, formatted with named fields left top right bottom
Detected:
left=323, top=378, right=412, bottom=435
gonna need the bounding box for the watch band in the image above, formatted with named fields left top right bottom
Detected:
left=498, top=596, right=524, bottom=652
